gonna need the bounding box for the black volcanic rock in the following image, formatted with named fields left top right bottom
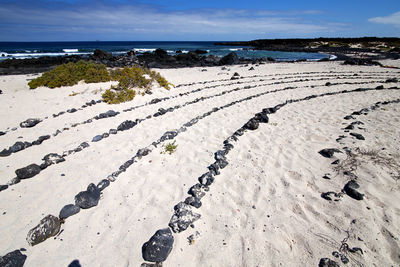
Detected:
left=15, top=164, right=41, bottom=179
left=0, top=250, right=27, bottom=266
left=142, top=228, right=174, bottom=262
left=220, top=52, right=239, bottom=65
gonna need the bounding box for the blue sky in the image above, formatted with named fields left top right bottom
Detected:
left=0, top=0, right=399, bottom=41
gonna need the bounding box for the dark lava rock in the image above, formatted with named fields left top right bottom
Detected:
left=67, top=108, right=78, bottom=113
left=59, top=204, right=80, bottom=219
left=9, top=141, right=26, bottom=153
left=321, top=192, right=342, bottom=201
left=220, top=52, right=239, bottom=65
left=185, top=196, right=202, bottom=208
left=117, top=120, right=136, bottom=131
left=325, top=82, right=332, bottom=86
left=214, top=150, right=226, bottom=161
left=20, top=118, right=41, bottom=128
left=160, top=131, right=177, bottom=141
left=343, top=180, right=364, bottom=200
left=97, top=110, right=118, bottom=119
left=26, top=214, right=61, bottom=246
left=142, top=228, right=174, bottom=262
left=198, top=172, right=214, bottom=186
left=216, top=158, right=228, bottom=169
left=109, top=129, right=118, bottom=135
left=344, top=124, right=354, bottom=130
left=318, top=258, right=340, bottom=267
left=68, top=260, right=82, bottom=267
left=375, top=85, right=384, bottom=89
left=0, top=249, right=27, bottom=267
left=92, top=135, right=103, bottom=142
left=262, top=107, right=276, bottom=114
left=169, top=202, right=201, bottom=233
left=0, top=184, right=8, bottom=192
left=15, top=164, right=41, bottom=179
left=386, top=77, right=398, bottom=83
left=43, top=153, right=65, bottom=166
left=189, top=184, right=206, bottom=199
left=0, top=148, right=12, bottom=157
left=0, top=131, right=5, bottom=136
left=137, top=148, right=151, bottom=158
left=36, top=135, right=50, bottom=144
left=318, top=148, right=341, bottom=158
left=244, top=119, right=259, bottom=130
left=254, top=112, right=269, bottom=123
left=74, top=183, right=101, bottom=209
left=97, top=179, right=110, bottom=191
left=343, top=58, right=382, bottom=66
left=93, top=49, right=112, bottom=60
left=350, top=132, right=365, bottom=140
left=344, top=115, right=355, bottom=120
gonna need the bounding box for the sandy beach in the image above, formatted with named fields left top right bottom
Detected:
left=1, top=60, right=400, bottom=266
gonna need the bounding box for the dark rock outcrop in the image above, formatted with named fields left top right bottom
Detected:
left=220, top=52, right=239, bottom=65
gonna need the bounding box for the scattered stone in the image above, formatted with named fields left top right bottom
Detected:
left=198, top=172, right=214, bottom=186
left=15, top=164, right=41, bottom=179
left=59, top=204, right=80, bottom=219
left=137, top=148, right=151, bottom=158
left=109, top=129, right=117, bottom=135
left=188, top=184, right=207, bottom=199
left=331, top=160, right=340, bottom=165
left=0, top=185, right=8, bottom=192
left=343, top=115, right=355, bottom=120
left=43, top=153, right=65, bottom=166
left=140, top=263, right=162, bottom=267
left=97, top=179, right=110, bottom=191
left=10, top=141, right=26, bottom=153
left=142, top=228, right=174, bottom=262
left=343, top=180, right=364, bottom=200
left=322, top=175, right=331, bottom=180
left=375, top=85, right=384, bottom=89
left=385, top=77, right=398, bottom=83
left=318, top=148, right=342, bottom=158
left=350, top=133, right=365, bottom=140
left=26, top=215, right=61, bottom=246
left=74, top=183, right=101, bottom=209
left=318, top=258, right=340, bottom=267
left=160, top=131, right=177, bottom=141
left=325, top=82, right=332, bottom=86
left=0, top=131, right=6, bottom=136
left=102, top=133, right=109, bottom=139
left=344, top=124, right=354, bottom=130
left=169, top=202, right=201, bottom=233
left=92, top=135, right=103, bottom=142
left=8, top=177, right=20, bottom=185
left=0, top=250, right=27, bottom=267
left=254, top=112, right=269, bottom=123
left=68, top=260, right=82, bottom=267
left=117, top=120, right=136, bottom=131
left=321, top=192, right=342, bottom=201
left=249, top=67, right=255, bottom=70
left=20, top=118, right=41, bottom=128
left=244, top=119, right=259, bottom=130
left=67, top=108, right=77, bottom=113
left=0, top=148, right=11, bottom=157
left=184, top=196, right=202, bottom=208
left=96, top=110, right=118, bottom=119
left=214, top=150, right=226, bottom=161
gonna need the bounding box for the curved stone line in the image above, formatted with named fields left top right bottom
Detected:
left=1, top=71, right=395, bottom=138
left=21, top=86, right=399, bottom=256
left=2, top=78, right=396, bottom=193
left=1, top=73, right=394, bottom=157
left=140, top=85, right=400, bottom=264
left=175, top=70, right=400, bottom=87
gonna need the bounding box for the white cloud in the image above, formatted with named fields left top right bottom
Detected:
left=369, top=11, right=400, bottom=27
left=0, top=4, right=342, bottom=39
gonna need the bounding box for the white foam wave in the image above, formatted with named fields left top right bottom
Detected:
left=63, top=49, right=79, bottom=53
left=134, top=48, right=156, bottom=53
left=228, top=48, right=243, bottom=51
left=0, top=51, right=88, bottom=59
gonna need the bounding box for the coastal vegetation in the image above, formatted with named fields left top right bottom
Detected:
left=161, top=141, right=178, bottom=155
left=27, top=60, right=173, bottom=104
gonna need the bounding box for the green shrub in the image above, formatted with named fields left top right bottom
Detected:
left=102, top=88, right=136, bottom=104
left=28, top=60, right=110, bottom=89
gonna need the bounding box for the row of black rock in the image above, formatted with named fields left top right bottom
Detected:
left=140, top=85, right=400, bottom=264
left=7, top=85, right=398, bottom=266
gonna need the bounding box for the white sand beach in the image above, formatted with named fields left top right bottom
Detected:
left=1, top=60, right=400, bottom=266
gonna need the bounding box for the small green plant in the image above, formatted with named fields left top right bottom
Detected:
left=161, top=140, right=178, bottom=155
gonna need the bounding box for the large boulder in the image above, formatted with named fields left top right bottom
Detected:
left=15, top=164, right=41, bottom=179
left=142, top=228, right=174, bottom=262
left=0, top=250, right=27, bottom=267
left=74, top=183, right=101, bottom=209
left=220, top=52, right=239, bottom=65
left=26, top=215, right=61, bottom=246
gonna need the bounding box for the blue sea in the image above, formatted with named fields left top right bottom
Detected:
left=0, top=41, right=331, bottom=61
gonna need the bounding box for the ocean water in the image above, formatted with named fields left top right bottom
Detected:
left=0, top=41, right=331, bottom=61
